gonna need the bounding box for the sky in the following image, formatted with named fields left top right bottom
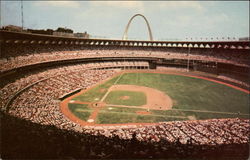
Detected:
left=1, top=1, right=249, bottom=40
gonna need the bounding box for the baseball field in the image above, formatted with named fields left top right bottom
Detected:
left=62, top=71, right=249, bottom=125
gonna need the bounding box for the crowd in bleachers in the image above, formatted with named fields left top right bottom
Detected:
left=1, top=63, right=88, bottom=110
left=82, top=118, right=249, bottom=146
left=1, top=44, right=249, bottom=72
left=0, top=111, right=249, bottom=160
left=2, top=111, right=248, bottom=159
left=8, top=69, right=116, bottom=129
left=217, top=75, right=250, bottom=88
left=0, top=49, right=154, bottom=72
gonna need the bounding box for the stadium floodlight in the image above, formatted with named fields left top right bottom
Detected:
left=187, top=45, right=191, bottom=72
left=21, top=0, right=24, bottom=30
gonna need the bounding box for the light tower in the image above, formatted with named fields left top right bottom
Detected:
left=0, top=0, right=2, bottom=28
left=21, top=0, right=24, bottom=30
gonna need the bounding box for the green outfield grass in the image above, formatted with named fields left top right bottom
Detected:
left=104, top=90, right=146, bottom=106
left=96, top=111, right=188, bottom=124
left=68, top=103, right=92, bottom=121
left=70, top=72, right=249, bottom=124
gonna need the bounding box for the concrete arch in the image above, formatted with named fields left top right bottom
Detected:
left=122, top=14, right=153, bottom=41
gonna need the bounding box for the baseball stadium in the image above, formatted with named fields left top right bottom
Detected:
left=1, top=2, right=250, bottom=159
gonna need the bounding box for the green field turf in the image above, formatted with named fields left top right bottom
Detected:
left=96, top=111, right=188, bottom=124
left=68, top=103, right=92, bottom=121
left=104, top=90, right=146, bottom=106
left=70, top=72, right=249, bottom=124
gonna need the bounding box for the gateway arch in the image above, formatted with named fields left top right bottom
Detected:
left=122, top=14, right=153, bottom=41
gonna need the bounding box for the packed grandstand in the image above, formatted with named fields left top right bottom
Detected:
left=0, top=30, right=250, bottom=159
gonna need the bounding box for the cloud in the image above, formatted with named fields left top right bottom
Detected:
left=89, top=1, right=144, bottom=10
left=89, top=1, right=203, bottom=11
left=151, top=1, right=204, bottom=11
left=204, top=13, right=230, bottom=29
left=34, top=1, right=80, bottom=8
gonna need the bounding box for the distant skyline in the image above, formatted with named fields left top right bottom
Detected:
left=1, top=1, right=249, bottom=40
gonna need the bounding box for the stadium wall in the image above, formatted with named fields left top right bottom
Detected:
left=1, top=30, right=249, bottom=86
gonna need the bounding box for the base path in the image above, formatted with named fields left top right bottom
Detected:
left=104, top=84, right=173, bottom=110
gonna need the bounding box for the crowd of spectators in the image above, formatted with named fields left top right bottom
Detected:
left=0, top=63, right=88, bottom=110
left=217, top=75, right=250, bottom=88
left=1, top=110, right=249, bottom=159
left=81, top=118, right=249, bottom=146
left=1, top=44, right=249, bottom=72
left=8, top=68, right=116, bottom=129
